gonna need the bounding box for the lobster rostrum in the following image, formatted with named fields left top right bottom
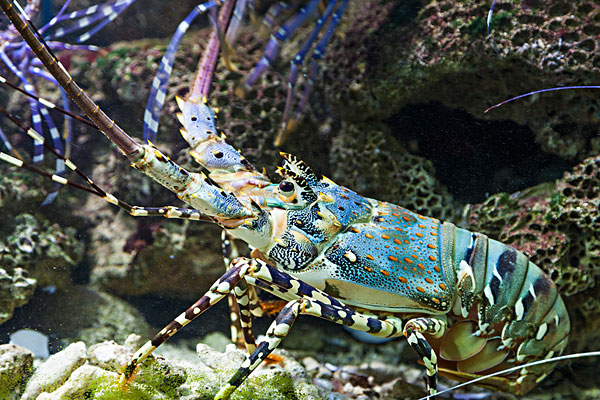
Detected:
left=0, top=1, right=571, bottom=398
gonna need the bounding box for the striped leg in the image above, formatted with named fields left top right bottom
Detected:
left=242, top=0, right=321, bottom=89
left=222, top=231, right=257, bottom=351
left=119, top=258, right=253, bottom=385
left=275, top=0, right=338, bottom=146
left=231, top=279, right=257, bottom=353
left=43, top=0, right=135, bottom=42
left=215, top=284, right=404, bottom=398
left=277, top=0, right=349, bottom=146
left=143, top=0, right=223, bottom=143
left=1, top=51, right=66, bottom=204
left=403, top=316, right=447, bottom=397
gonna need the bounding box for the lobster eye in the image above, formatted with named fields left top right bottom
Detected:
left=278, top=180, right=295, bottom=196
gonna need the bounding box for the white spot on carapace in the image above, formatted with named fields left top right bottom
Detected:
left=344, top=251, right=357, bottom=262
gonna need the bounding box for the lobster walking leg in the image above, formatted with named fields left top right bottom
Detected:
left=404, top=317, right=448, bottom=396
left=216, top=285, right=405, bottom=399
left=120, top=258, right=251, bottom=383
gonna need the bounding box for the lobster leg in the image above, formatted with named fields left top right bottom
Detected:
left=143, top=0, right=225, bottom=143
left=221, top=231, right=258, bottom=351
left=404, top=317, right=448, bottom=396
left=216, top=286, right=405, bottom=399
left=242, top=0, right=321, bottom=89
left=231, top=278, right=258, bottom=353
left=276, top=0, right=339, bottom=145
left=276, top=0, right=349, bottom=146
left=119, top=258, right=253, bottom=385
left=121, top=258, right=404, bottom=396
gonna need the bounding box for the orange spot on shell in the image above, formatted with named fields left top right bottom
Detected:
left=402, top=216, right=411, bottom=221
left=404, top=257, right=413, bottom=264
left=364, top=266, right=373, bottom=272
left=365, top=233, right=374, bottom=239
left=417, top=286, right=425, bottom=293
left=417, top=263, right=426, bottom=270
left=389, top=256, right=398, bottom=262
left=418, top=224, right=426, bottom=228
left=404, top=240, right=410, bottom=244
left=398, top=276, right=408, bottom=283
left=350, top=227, right=360, bottom=233
left=416, top=232, right=423, bottom=237
left=439, top=283, right=447, bottom=290
left=412, top=254, right=418, bottom=259
left=432, top=298, right=440, bottom=304
left=381, top=234, right=390, bottom=239
left=381, top=270, right=390, bottom=277
left=434, top=266, right=441, bottom=273
left=427, top=244, right=436, bottom=249
left=429, top=255, right=437, bottom=261
left=394, top=239, right=402, bottom=244
left=425, top=278, right=433, bottom=284
left=366, top=254, right=374, bottom=260
left=431, top=232, right=438, bottom=236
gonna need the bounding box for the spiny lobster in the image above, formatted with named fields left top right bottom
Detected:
left=0, top=0, right=587, bottom=399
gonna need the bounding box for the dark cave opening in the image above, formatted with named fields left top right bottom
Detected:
left=385, top=102, right=576, bottom=204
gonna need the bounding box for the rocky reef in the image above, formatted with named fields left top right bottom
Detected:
left=1, top=0, right=600, bottom=399
left=2, top=333, right=323, bottom=400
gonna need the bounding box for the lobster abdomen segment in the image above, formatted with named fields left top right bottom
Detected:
left=440, top=222, right=570, bottom=393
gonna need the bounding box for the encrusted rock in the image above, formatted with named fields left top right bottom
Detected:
left=0, top=172, right=84, bottom=325
left=0, top=344, right=33, bottom=399
left=2, top=335, right=324, bottom=400
left=324, top=0, right=600, bottom=160
left=22, top=341, right=87, bottom=400
left=330, top=121, right=461, bottom=222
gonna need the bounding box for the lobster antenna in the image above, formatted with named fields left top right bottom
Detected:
left=417, top=351, right=600, bottom=400
left=0, top=74, right=96, bottom=128
left=0, top=0, right=142, bottom=159
left=484, top=85, right=600, bottom=113
left=486, top=0, right=498, bottom=34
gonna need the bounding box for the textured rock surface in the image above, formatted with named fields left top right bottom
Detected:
left=324, top=0, right=600, bottom=159
left=21, top=341, right=87, bottom=400
left=2, top=334, right=326, bottom=400
left=0, top=172, right=84, bottom=325
left=0, top=344, right=33, bottom=399
left=0, top=286, right=152, bottom=351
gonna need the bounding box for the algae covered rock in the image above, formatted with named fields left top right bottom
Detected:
left=0, top=343, right=33, bottom=399
left=1, top=334, right=323, bottom=400
left=21, top=341, right=87, bottom=400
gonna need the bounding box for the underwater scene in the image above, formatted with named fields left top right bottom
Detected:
left=0, top=0, right=599, bottom=399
